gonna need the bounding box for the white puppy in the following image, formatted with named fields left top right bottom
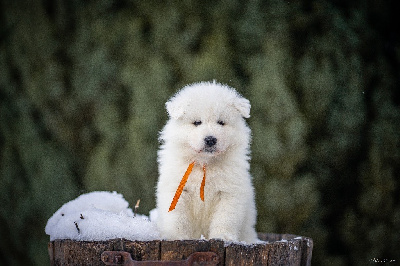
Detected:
left=155, top=81, right=258, bottom=243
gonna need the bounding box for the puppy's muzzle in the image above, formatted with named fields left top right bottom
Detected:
left=204, top=136, right=217, bottom=153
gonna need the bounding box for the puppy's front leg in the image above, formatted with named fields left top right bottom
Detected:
left=208, top=192, right=247, bottom=242
left=159, top=210, right=194, bottom=240
left=157, top=191, right=195, bottom=240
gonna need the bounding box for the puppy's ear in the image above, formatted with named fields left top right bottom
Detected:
left=166, top=99, right=185, bottom=119
left=233, top=97, right=251, bottom=118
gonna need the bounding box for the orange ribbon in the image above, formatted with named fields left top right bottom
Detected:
left=168, top=162, right=206, bottom=212
left=200, top=165, right=206, bottom=201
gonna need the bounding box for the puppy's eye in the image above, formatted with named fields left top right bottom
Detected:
left=193, top=121, right=202, bottom=126
left=217, top=120, right=225, bottom=126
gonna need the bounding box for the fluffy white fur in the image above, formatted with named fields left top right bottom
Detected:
left=155, top=81, right=258, bottom=243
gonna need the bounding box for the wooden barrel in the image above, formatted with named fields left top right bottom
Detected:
left=48, top=233, right=313, bottom=265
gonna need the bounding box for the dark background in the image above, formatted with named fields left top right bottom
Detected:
left=1, top=0, right=399, bottom=265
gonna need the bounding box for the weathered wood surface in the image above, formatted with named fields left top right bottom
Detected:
left=48, top=233, right=313, bottom=265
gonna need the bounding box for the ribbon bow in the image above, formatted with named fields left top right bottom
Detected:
left=168, top=162, right=206, bottom=212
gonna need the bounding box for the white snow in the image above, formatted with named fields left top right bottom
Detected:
left=149, top=208, right=158, bottom=224
left=45, top=191, right=160, bottom=241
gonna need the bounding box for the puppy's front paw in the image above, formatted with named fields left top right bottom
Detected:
left=209, top=229, right=239, bottom=242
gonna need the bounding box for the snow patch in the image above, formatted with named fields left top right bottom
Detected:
left=45, top=191, right=160, bottom=241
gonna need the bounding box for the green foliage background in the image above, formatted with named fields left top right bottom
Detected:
left=1, top=0, right=399, bottom=265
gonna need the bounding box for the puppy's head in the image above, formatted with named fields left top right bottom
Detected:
left=161, top=81, right=251, bottom=162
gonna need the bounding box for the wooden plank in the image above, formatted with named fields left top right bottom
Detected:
left=50, top=239, right=120, bottom=266
left=225, top=243, right=268, bottom=266
left=49, top=239, right=161, bottom=265
left=267, top=239, right=304, bottom=265
left=123, top=240, right=161, bottom=261
left=161, top=239, right=225, bottom=265
left=257, top=233, right=313, bottom=266
left=300, top=237, right=313, bottom=266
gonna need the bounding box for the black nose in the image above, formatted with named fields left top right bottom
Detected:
left=204, top=136, right=217, bottom=147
